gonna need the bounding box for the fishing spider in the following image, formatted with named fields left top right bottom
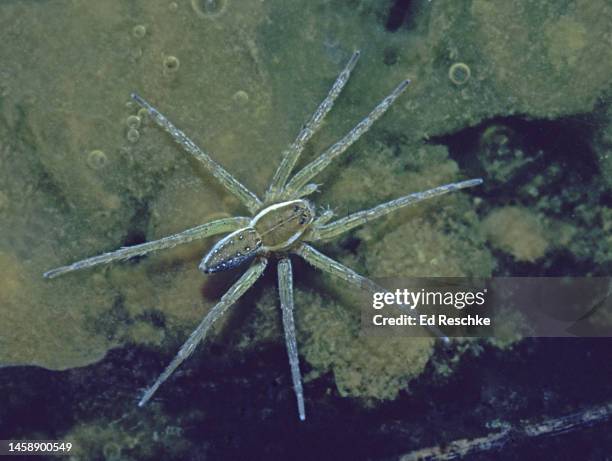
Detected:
left=44, top=51, right=482, bottom=420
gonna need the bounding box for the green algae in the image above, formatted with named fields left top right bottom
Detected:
left=65, top=412, right=190, bottom=461
left=470, top=0, right=612, bottom=118
left=483, top=206, right=550, bottom=263
left=296, top=290, right=434, bottom=401
left=595, top=102, right=612, bottom=193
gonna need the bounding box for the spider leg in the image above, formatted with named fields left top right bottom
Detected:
left=295, top=244, right=449, bottom=342
left=294, top=183, right=321, bottom=199
left=283, top=78, right=411, bottom=196
left=308, top=179, right=483, bottom=241
left=265, top=51, right=361, bottom=203
left=313, top=207, right=334, bottom=226
left=138, top=257, right=268, bottom=407
left=43, top=217, right=249, bottom=279
left=277, top=257, right=306, bottom=421
left=131, top=93, right=262, bottom=213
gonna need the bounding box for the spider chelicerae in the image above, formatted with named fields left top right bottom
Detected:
left=44, top=50, right=482, bottom=421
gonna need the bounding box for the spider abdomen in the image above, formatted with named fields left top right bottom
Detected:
left=200, top=227, right=262, bottom=273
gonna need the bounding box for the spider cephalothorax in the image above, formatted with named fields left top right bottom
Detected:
left=44, top=50, right=481, bottom=421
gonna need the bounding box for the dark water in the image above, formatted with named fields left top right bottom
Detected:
left=1, top=338, right=611, bottom=460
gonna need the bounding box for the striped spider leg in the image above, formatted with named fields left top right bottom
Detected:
left=139, top=258, right=268, bottom=407
left=282, top=78, right=411, bottom=198
left=277, top=258, right=305, bottom=420
left=131, top=93, right=262, bottom=214
left=296, top=244, right=450, bottom=340
left=265, top=50, right=361, bottom=203
left=307, top=179, right=483, bottom=241
left=43, top=217, right=249, bottom=279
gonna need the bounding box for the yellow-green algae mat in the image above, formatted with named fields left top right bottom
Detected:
left=0, top=0, right=610, bottom=403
